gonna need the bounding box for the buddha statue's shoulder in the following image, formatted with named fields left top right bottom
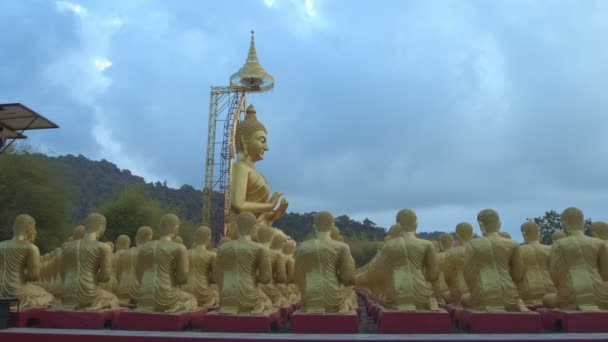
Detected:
left=233, top=160, right=253, bottom=172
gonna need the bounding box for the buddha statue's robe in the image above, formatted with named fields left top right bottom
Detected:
left=100, top=249, right=123, bottom=294
left=371, top=237, right=438, bottom=310
left=184, top=245, right=218, bottom=307
left=136, top=239, right=197, bottom=312
left=294, top=238, right=357, bottom=313
left=260, top=247, right=288, bottom=307
left=355, top=252, right=382, bottom=301
left=228, top=162, right=271, bottom=240
left=116, top=247, right=140, bottom=305
left=516, top=242, right=555, bottom=305
left=443, top=244, right=469, bottom=305
left=463, top=234, right=524, bottom=311
left=61, top=240, right=119, bottom=310
left=216, top=238, right=273, bottom=314
left=434, top=251, right=449, bottom=302
left=548, top=235, right=608, bottom=310
left=279, top=251, right=299, bottom=303
left=0, top=240, right=54, bottom=309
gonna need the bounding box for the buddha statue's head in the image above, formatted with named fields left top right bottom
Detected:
left=283, top=238, right=296, bottom=254
left=521, top=221, right=540, bottom=243
left=136, top=226, right=153, bottom=246
left=396, top=209, right=417, bottom=233
left=477, top=209, right=500, bottom=235
left=193, top=226, right=212, bottom=247
left=235, top=105, right=268, bottom=162
left=237, top=212, right=257, bottom=237
left=257, top=225, right=276, bottom=244
left=313, top=211, right=334, bottom=233
left=560, top=207, right=584, bottom=234
left=85, top=213, right=107, bottom=240
left=69, top=225, right=85, bottom=241
left=13, top=214, right=36, bottom=240
left=385, top=224, right=401, bottom=240
left=591, top=221, right=608, bottom=240
left=499, top=231, right=512, bottom=240
left=551, top=231, right=567, bottom=241
left=116, top=234, right=131, bottom=251
left=271, top=229, right=287, bottom=250
left=439, top=233, right=454, bottom=251
left=105, top=241, right=115, bottom=252
left=174, top=236, right=184, bottom=245
left=455, top=222, right=473, bottom=244
left=159, top=214, right=180, bottom=238
left=330, top=226, right=344, bottom=241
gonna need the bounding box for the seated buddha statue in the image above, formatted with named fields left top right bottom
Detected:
left=434, top=233, right=453, bottom=303
left=462, top=209, right=526, bottom=312
left=60, top=213, right=119, bottom=310
left=499, top=231, right=513, bottom=240
left=216, top=212, right=272, bottom=314
left=136, top=214, right=197, bottom=312
left=228, top=105, right=288, bottom=240
left=281, top=238, right=300, bottom=303
left=184, top=226, right=218, bottom=307
left=543, top=207, right=608, bottom=311
left=255, top=226, right=288, bottom=308
left=294, top=211, right=357, bottom=313
left=591, top=221, right=608, bottom=243
left=443, top=222, right=473, bottom=305
left=100, top=241, right=117, bottom=293
left=515, top=221, right=555, bottom=305
left=174, top=236, right=184, bottom=245
left=551, top=231, right=567, bottom=242
left=370, top=209, right=439, bottom=311
left=68, top=225, right=85, bottom=241
left=41, top=226, right=86, bottom=299
left=116, top=226, right=153, bottom=305
left=270, top=230, right=293, bottom=305
left=0, top=214, right=54, bottom=309
left=385, top=224, right=402, bottom=241
left=330, top=226, right=345, bottom=242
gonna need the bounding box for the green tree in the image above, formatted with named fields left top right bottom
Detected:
left=96, top=184, right=165, bottom=243
left=0, top=145, right=74, bottom=253
left=528, top=210, right=593, bottom=245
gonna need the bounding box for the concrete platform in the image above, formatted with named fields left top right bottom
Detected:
left=199, top=310, right=281, bottom=333
left=8, top=308, right=45, bottom=327
left=39, top=309, right=119, bottom=329
left=290, top=311, right=359, bottom=334
left=454, top=309, right=543, bottom=333
left=116, top=308, right=210, bottom=331
left=538, top=308, right=608, bottom=333
left=377, top=309, right=451, bottom=334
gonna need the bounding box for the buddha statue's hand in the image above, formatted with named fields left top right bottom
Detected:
left=269, top=192, right=283, bottom=208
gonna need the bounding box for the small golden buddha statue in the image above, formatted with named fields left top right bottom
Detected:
left=551, top=231, right=567, bottom=241
left=68, top=225, right=85, bottom=241
left=434, top=233, right=453, bottom=302
left=281, top=238, right=300, bottom=303
left=174, top=236, right=184, bottom=245
left=116, top=226, right=153, bottom=305
left=100, top=241, right=117, bottom=293
left=385, top=224, right=401, bottom=241
left=136, top=214, right=197, bottom=312
left=330, top=226, right=345, bottom=242
left=543, top=208, right=608, bottom=311
left=443, top=222, right=473, bottom=305
left=270, top=230, right=293, bottom=304
left=228, top=105, right=288, bottom=240
left=499, top=231, right=513, bottom=240
left=515, top=221, right=555, bottom=305
left=370, top=209, right=439, bottom=311
left=216, top=212, right=273, bottom=314
left=256, top=226, right=288, bottom=307
left=185, top=226, right=218, bottom=307
left=591, top=221, right=608, bottom=242
left=0, top=214, right=54, bottom=309
left=462, top=209, right=526, bottom=312
left=61, top=213, right=119, bottom=310
left=294, top=211, right=357, bottom=313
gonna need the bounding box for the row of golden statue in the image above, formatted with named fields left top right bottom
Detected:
left=2, top=206, right=608, bottom=318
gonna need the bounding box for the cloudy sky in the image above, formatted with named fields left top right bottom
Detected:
left=2, top=0, right=608, bottom=240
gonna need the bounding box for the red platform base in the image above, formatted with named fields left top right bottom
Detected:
left=538, top=308, right=608, bottom=332
left=8, top=308, right=46, bottom=327
left=377, top=309, right=451, bottom=333
left=290, top=311, right=359, bottom=334
left=116, top=308, right=210, bottom=331
left=40, top=309, right=119, bottom=329
left=199, top=310, right=281, bottom=333
left=455, top=309, right=543, bottom=333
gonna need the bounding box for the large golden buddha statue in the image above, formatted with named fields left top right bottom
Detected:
left=294, top=211, right=357, bottom=313
left=543, top=208, right=608, bottom=311
left=462, top=209, right=526, bottom=312
left=136, top=214, right=197, bottom=312
left=370, top=209, right=439, bottom=311
left=516, top=221, right=555, bottom=305
left=228, top=105, right=288, bottom=240
left=0, top=214, right=54, bottom=309
left=61, top=213, right=119, bottom=310
left=256, top=226, right=287, bottom=307
left=216, top=212, right=272, bottom=314
left=443, top=222, right=473, bottom=305
left=116, top=226, right=153, bottom=305
left=185, top=226, right=218, bottom=307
